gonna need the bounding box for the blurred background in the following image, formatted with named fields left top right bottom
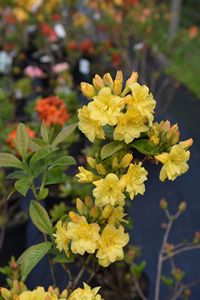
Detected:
left=0, top=0, right=200, bottom=299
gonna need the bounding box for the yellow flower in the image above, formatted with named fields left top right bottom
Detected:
left=88, top=87, right=124, bottom=126
left=18, top=287, right=58, bottom=300
left=76, top=166, right=95, bottom=183
left=81, top=82, right=96, bottom=98
left=121, top=163, right=148, bottom=200
left=13, top=8, right=28, bottom=22
left=78, top=106, right=105, bottom=142
left=96, top=225, right=129, bottom=267
left=155, top=144, right=190, bottom=181
left=93, top=173, right=125, bottom=207
left=68, top=283, right=103, bottom=300
left=66, top=217, right=100, bottom=255
left=128, top=83, right=156, bottom=125
left=113, top=108, right=148, bottom=144
left=101, top=205, right=127, bottom=225
left=53, top=221, right=70, bottom=257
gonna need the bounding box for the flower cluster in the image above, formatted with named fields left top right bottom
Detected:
left=0, top=281, right=103, bottom=300
left=79, top=71, right=155, bottom=143
left=54, top=196, right=129, bottom=267
left=35, top=96, right=69, bottom=127
left=78, top=71, right=192, bottom=182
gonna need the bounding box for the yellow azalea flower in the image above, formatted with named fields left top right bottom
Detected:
left=66, top=216, right=100, bottom=255
left=128, top=83, right=156, bottom=125
left=53, top=221, right=70, bottom=257
left=18, top=287, right=58, bottom=300
left=155, top=144, right=190, bottom=181
left=96, top=225, right=129, bottom=267
left=108, top=206, right=127, bottom=225
left=68, top=283, right=103, bottom=300
left=88, top=87, right=124, bottom=126
left=78, top=106, right=105, bottom=142
left=121, top=163, right=148, bottom=200
left=76, top=166, right=95, bottom=183
left=13, top=8, right=28, bottom=22
left=93, top=173, right=125, bottom=207
left=113, top=108, right=148, bottom=144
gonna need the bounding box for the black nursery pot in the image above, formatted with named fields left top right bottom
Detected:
left=0, top=218, right=27, bottom=266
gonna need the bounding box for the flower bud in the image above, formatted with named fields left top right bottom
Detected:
left=115, top=70, right=123, bottom=82
left=90, top=206, right=101, bottom=220
left=0, top=288, right=11, bottom=300
left=111, top=156, right=119, bottom=170
left=126, top=71, right=138, bottom=87
left=76, top=198, right=84, bottom=215
left=102, top=204, right=113, bottom=219
left=119, top=153, right=133, bottom=168
left=96, top=164, right=107, bottom=175
left=103, top=73, right=113, bottom=87
left=172, top=268, right=185, bottom=282
left=81, top=82, right=96, bottom=98
left=178, top=201, right=187, bottom=212
left=69, top=211, right=79, bottom=223
left=160, top=198, right=168, bottom=210
left=113, top=79, right=122, bottom=95
left=179, top=138, right=193, bottom=150
left=150, top=135, right=160, bottom=146
left=87, top=156, right=96, bottom=168
left=84, top=196, right=93, bottom=208
left=61, top=289, right=68, bottom=298
left=93, top=74, right=104, bottom=90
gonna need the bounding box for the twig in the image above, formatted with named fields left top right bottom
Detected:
left=132, top=274, right=147, bottom=300
left=154, top=216, right=173, bottom=300
left=163, top=244, right=200, bottom=261
left=169, top=278, right=200, bottom=300
left=73, top=255, right=92, bottom=289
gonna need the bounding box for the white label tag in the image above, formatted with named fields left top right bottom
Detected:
left=79, top=58, right=90, bottom=75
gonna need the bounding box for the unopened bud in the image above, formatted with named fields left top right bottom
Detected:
left=76, top=198, right=84, bottom=215
left=93, top=74, right=104, bottom=90
left=0, top=288, right=11, bottom=300
left=84, top=196, right=93, bottom=208
left=179, top=138, right=193, bottom=150
left=126, top=71, right=138, bottom=86
left=160, top=198, right=168, bottom=210
left=102, top=204, right=113, bottom=219
left=103, top=73, right=113, bottom=87
left=69, top=211, right=79, bottom=223
left=90, top=206, right=101, bottom=220
left=96, top=163, right=107, bottom=175
left=61, top=289, right=68, bottom=298
left=119, top=153, right=133, bottom=168
left=113, top=79, right=122, bottom=95
left=87, top=156, right=96, bottom=168
left=115, top=70, right=123, bottom=82
left=150, top=135, right=160, bottom=146
left=81, top=82, right=96, bottom=98
left=111, top=156, right=119, bottom=170
left=178, top=201, right=187, bottom=212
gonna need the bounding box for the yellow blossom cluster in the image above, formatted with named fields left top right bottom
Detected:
left=78, top=71, right=155, bottom=144
left=0, top=282, right=103, bottom=300
left=78, top=71, right=193, bottom=182
left=54, top=204, right=129, bottom=267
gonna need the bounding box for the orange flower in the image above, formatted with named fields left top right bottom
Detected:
left=6, top=126, right=36, bottom=148
left=79, top=39, right=94, bottom=55
left=188, top=25, right=199, bottom=39
left=35, top=96, right=69, bottom=127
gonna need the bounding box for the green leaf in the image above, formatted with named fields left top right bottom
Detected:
left=49, top=156, right=76, bottom=170
left=17, top=242, right=52, bottom=281
left=101, top=141, right=123, bottom=160
left=38, top=188, right=49, bottom=201
left=14, top=177, right=30, bottom=196
left=161, top=275, right=174, bottom=287
left=45, top=168, right=66, bottom=185
left=131, top=261, right=146, bottom=279
left=52, top=123, right=77, bottom=147
left=0, top=153, right=24, bottom=169
left=53, top=253, right=74, bottom=264
left=16, top=123, right=29, bottom=157
left=29, top=200, right=52, bottom=234
left=132, top=139, right=160, bottom=156
left=30, top=145, right=54, bottom=167
left=6, top=170, right=27, bottom=179
left=40, top=121, right=49, bottom=143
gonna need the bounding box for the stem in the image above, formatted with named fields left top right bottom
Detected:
left=73, top=255, right=92, bottom=289
left=132, top=274, right=147, bottom=300
left=163, top=244, right=200, bottom=261
left=169, top=278, right=200, bottom=300
left=154, top=217, right=173, bottom=300
left=43, top=233, right=56, bottom=286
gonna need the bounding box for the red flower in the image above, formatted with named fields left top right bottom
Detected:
left=79, top=39, right=94, bottom=55
left=35, top=96, right=69, bottom=127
